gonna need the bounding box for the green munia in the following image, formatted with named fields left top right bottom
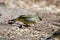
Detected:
left=16, top=15, right=41, bottom=24
left=8, top=15, right=42, bottom=28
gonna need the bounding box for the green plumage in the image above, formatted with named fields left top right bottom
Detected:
left=16, top=15, right=40, bottom=24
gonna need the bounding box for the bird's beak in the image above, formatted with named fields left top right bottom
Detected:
left=8, top=19, right=16, bottom=24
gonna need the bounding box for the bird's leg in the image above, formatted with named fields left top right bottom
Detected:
left=23, top=24, right=31, bottom=28
left=15, top=23, right=23, bottom=28
left=18, top=25, right=23, bottom=28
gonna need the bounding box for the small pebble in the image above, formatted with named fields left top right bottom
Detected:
left=0, top=14, right=2, bottom=16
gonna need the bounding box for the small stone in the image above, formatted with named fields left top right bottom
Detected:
left=0, top=14, right=2, bottom=16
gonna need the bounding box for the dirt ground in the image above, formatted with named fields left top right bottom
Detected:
left=0, top=0, right=60, bottom=40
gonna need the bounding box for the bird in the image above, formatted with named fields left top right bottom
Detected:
left=8, top=15, right=42, bottom=28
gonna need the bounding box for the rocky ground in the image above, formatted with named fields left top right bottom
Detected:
left=0, top=0, right=60, bottom=40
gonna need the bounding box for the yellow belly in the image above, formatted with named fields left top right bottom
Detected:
left=16, top=19, right=35, bottom=24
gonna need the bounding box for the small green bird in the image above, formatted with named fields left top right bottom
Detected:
left=8, top=15, right=42, bottom=28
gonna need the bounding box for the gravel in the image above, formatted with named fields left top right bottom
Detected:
left=0, top=0, right=60, bottom=40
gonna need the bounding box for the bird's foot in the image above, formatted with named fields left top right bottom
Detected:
left=23, top=24, right=31, bottom=27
